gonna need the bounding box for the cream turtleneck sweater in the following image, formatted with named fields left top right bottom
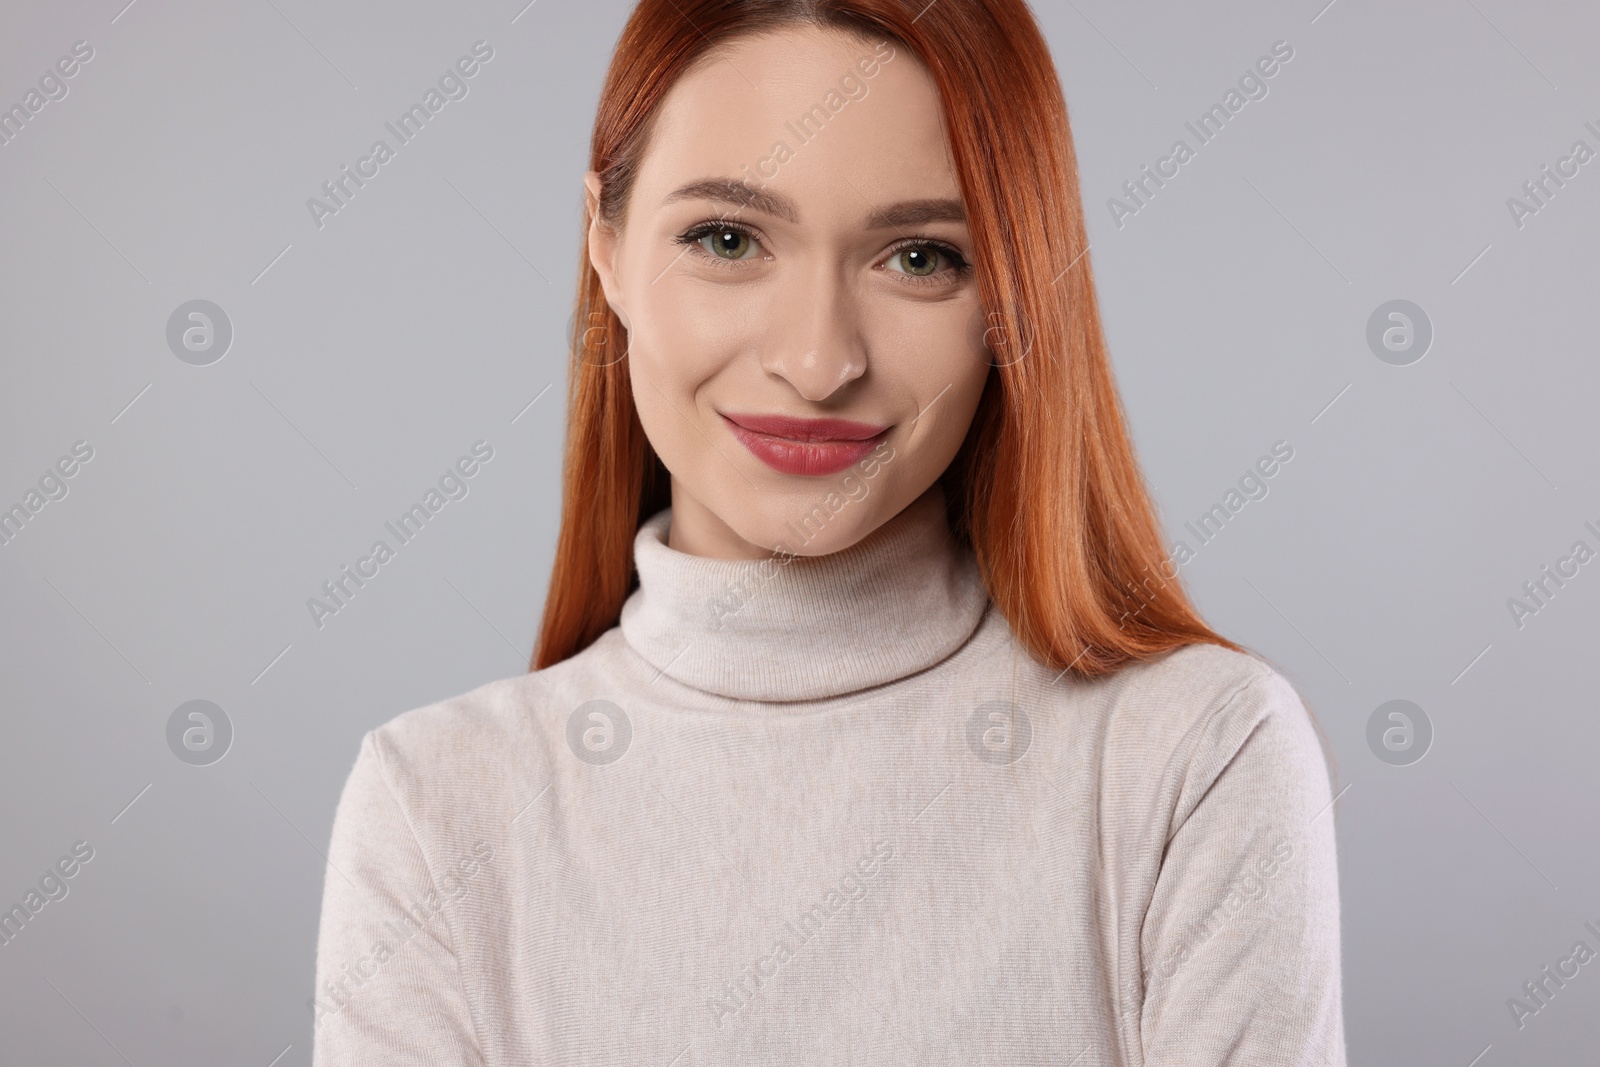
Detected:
left=312, top=484, right=1347, bottom=1066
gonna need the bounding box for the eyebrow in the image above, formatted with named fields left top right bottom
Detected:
left=661, top=177, right=967, bottom=229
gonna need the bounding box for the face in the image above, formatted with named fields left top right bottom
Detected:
left=586, top=24, right=992, bottom=560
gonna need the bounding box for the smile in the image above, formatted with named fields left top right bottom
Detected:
left=720, top=413, right=891, bottom=477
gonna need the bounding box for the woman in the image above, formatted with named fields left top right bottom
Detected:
left=313, top=1, right=1347, bottom=1063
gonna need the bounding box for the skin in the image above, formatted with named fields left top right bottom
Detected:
left=585, top=24, right=992, bottom=560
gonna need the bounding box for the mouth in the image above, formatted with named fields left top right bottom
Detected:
left=720, top=412, right=891, bottom=477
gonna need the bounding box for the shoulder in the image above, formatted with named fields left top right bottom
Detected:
left=351, top=630, right=632, bottom=807
left=1098, top=641, right=1302, bottom=743
left=1090, top=643, right=1330, bottom=832
left=353, top=670, right=543, bottom=808
left=332, top=665, right=572, bottom=859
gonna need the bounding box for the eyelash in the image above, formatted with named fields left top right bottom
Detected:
left=672, top=220, right=973, bottom=288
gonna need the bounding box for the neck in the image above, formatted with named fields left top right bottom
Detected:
left=618, top=481, right=990, bottom=702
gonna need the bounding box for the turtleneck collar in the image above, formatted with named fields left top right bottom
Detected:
left=618, top=483, right=991, bottom=702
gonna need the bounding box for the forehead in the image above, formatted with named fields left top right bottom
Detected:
left=635, top=25, right=961, bottom=222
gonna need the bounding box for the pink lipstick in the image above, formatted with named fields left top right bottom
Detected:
left=721, top=412, right=890, bottom=477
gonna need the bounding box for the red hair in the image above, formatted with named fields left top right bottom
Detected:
left=533, top=0, right=1253, bottom=680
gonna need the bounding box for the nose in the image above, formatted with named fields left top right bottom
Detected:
left=758, top=268, right=867, bottom=402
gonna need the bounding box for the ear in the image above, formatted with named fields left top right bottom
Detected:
left=584, top=171, right=628, bottom=326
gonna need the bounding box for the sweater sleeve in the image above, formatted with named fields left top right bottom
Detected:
left=311, top=730, right=486, bottom=1067
left=1136, top=669, right=1348, bottom=1067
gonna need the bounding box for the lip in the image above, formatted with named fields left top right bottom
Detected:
left=720, top=412, right=891, bottom=477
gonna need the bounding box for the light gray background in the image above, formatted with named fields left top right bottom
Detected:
left=2, top=0, right=1597, bottom=1063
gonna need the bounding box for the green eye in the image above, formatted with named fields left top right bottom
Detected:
left=890, top=246, right=941, bottom=276
left=699, top=228, right=755, bottom=260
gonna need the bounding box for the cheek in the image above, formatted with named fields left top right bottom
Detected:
left=865, top=296, right=990, bottom=398
left=625, top=281, right=736, bottom=400
left=623, top=279, right=746, bottom=472
left=864, top=297, right=991, bottom=458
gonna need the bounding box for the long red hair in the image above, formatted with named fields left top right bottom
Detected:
left=533, top=0, right=1251, bottom=681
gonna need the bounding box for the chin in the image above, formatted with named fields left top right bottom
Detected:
left=733, top=489, right=885, bottom=558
